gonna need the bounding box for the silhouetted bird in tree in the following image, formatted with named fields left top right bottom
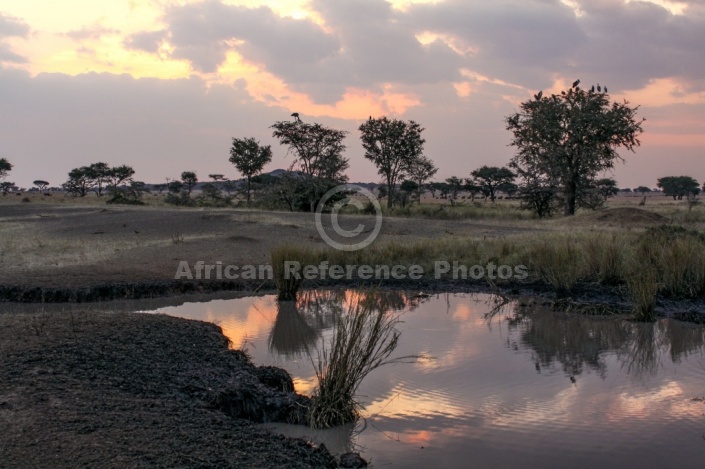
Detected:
left=604, top=86, right=608, bottom=93
left=291, top=112, right=301, bottom=122
left=534, top=90, right=543, bottom=100
left=597, top=84, right=601, bottom=92
left=590, top=85, right=595, bottom=92
left=572, top=79, right=580, bottom=88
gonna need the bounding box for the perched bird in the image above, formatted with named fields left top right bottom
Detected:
left=590, top=85, right=595, bottom=92
left=604, top=86, right=608, bottom=93
left=570, top=376, right=576, bottom=384
left=534, top=90, right=543, bottom=100
left=597, top=84, right=601, bottom=92
left=572, top=79, right=580, bottom=88
left=561, top=90, right=566, bottom=95
left=291, top=112, right=301, bottom=122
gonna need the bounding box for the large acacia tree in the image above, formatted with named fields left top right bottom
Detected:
left=359, top=117, right=425, bottom=208
left=229, top=137, right=272, bottom=205
left=271, top=120, right=348, bottom=211
left=506, top=84, right=644, bottom=216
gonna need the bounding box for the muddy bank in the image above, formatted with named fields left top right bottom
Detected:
left=2, top=276, right=704, bottom=323
left=0, top=311, right=338, bottom=468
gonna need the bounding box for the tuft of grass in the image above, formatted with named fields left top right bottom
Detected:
left=308, top=296, right=413, bottom=429
left=527, top=236, right=584, bottom=296
left=171, top=231, right=185, bottom=244
left=271, top=244, right=317, bottom=301
left=626, top=267, right=659, bottom=322
left=581, top=232, right=625, bottom=285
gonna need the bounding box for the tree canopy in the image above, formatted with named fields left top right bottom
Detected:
left=229, top=137, right=273, bottom=205
left=0, top=158, right=11, bottom=181
left=470, top=166, right=516, bottom=202
left=657, top=176, right=701, bottom=200
left=271, top=120, right=349, bottom=212
left=506, top=83, right=644, bottom=216
left=359, top=117, right=425, bottom=208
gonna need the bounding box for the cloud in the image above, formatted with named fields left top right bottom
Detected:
left=158, top=0, right=463, bottom=103
left=0, top=13, right=29, bottom=38
left=0, top=13, right=29, bottom=64
left=64, top=25, right=120, bottom=41
left=123, top=30, right=168, bottom=54
left=396, top=0, right=705, bottom=95
left=164, top=1, right=339, bottom=74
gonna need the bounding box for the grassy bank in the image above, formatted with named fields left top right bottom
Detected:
left=272, top=225, right=705, bottom=321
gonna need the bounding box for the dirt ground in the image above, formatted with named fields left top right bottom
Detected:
left=0, top=310, right=337, bottom=468
left=0, top=200, right=541, bottom=290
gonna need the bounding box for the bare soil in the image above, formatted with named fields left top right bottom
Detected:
left=0, top=310, right=336, bottom=468
left=0, top=201, right=538, bottom=293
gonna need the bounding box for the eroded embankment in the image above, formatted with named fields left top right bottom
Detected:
left=0, top=311, right=336, bottom=468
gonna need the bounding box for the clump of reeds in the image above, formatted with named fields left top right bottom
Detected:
left=581, top=232, right=625, bottom=285
left=308, top=297, right=412, bottom=429
left=271, top=244, right=318, bottom=301
left=635, top=225, right=705, bottom=299
left=528, top=236, right=584, bottom=296
left=626, top=267, right=659, bottom=322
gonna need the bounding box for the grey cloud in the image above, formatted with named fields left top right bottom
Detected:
left=0, top=67, right=351, bottom=188
left=0, top=43, right=26, bottom=63
left=160, top=0, right=463, bottom=103
left=405, top=0, right=586, bottom=90
left=405, top=0, right=705, bottom=93
left=0, top=13, right=29, bottom=64
left=0, top=13, right=29, bottom=38
left=164, top=1, right=339, bottom=74
left=123, top=30, right=168, bottom=54
left=568, top=0, right=705, bottom=92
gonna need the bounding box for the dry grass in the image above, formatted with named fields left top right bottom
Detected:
left=271, top=244, right=318, bottom=301
left=0, top=222, right=150, bottom=269
left=308, top=295, right=413, bottom=429
left=272, top=226, right=705, bottom=321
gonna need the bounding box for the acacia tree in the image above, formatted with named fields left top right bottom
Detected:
left=33, top=180, right=49, bottom=191
left=577, top=177, right=619, bottom=210
left=106, top=165, right=135, bottom=190
left=85, top=162, right=111, bottom=196
left=359, top=117, right=425, bottom=208
left=406, top=155, right=438, bottom=204
left=445, top=176, right=464, bottom=205
left=470, top=166, right=516, bottom=202
left=506, top=83, right=644, bottom=216
left=181, top=171, right=198, bottom=196
left=63, top=167, right=93, bottom=196
left=657, top=176, right=700, bottom=200
left=229, top=137, right=273, bottom=205
left=271, top=120, right=348, bottom=211
left=0, top=158, right=11, bottom=182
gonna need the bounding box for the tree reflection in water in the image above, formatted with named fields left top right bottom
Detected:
left=268, top=289, right=430, bottom=358
left=489, top=299, right=705, bottom=379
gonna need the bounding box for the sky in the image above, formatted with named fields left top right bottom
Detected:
left=1, top=0, right=704, bottom=189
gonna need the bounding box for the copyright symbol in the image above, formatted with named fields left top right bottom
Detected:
left=315, top=185, right=383, bottom=251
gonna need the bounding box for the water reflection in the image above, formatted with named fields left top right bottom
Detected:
left=496, top=301, right=705, bottom=379
left=16, top=291, right=701, bottom=468
left=268, top=289, right=430, bottom=359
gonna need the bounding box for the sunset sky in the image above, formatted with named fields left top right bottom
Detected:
left=1, top=0, right=704, bottom=189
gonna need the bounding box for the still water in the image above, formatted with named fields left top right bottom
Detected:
left=145, top=290, right=705, bottom=468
